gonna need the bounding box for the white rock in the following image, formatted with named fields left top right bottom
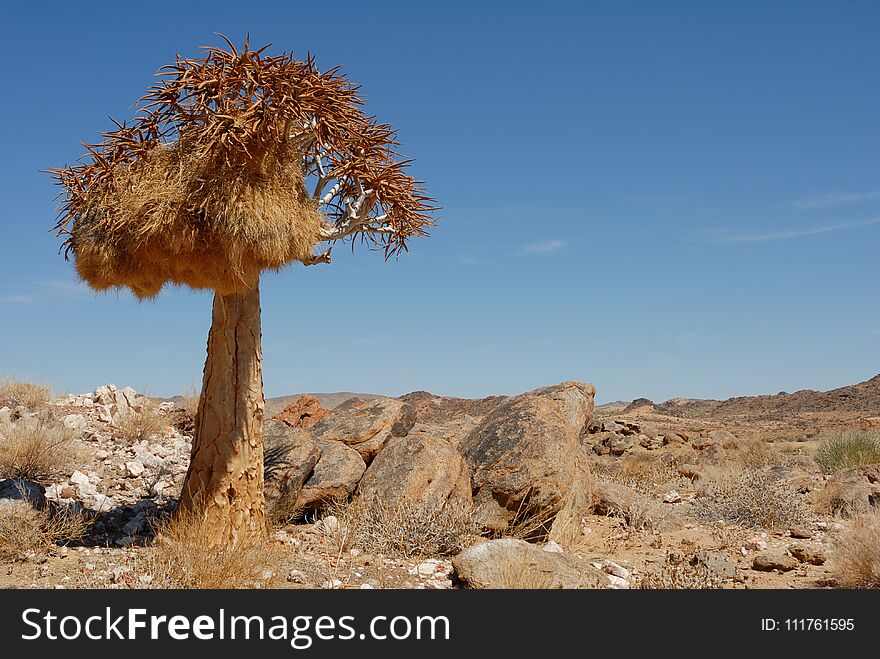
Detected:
left=260, top=569, right=275, bottom=581
left=62, top=414, right=87, bottom=431
left=542, top=540, right=564, bottom=554
left=320, top=515, right=340, bottom=534
left=70, top=470, right=91, bottom=487
left=322, top=578, right=343, bottom=589
left=596, top=560, right=631, bottom=579
left=662, top=490, right=682, bottom=503
left=120, top=387, right=138, bottom=407
left=96, top=405, right=113, bottom=423
left=359, top=583, right=374, bottom=589
left=158, top=401, right=176, bottom=413
left=607, top=575, right=630, bottom=589
left=95, top=450, right=110, bottom=460
left=125, top=461, right=145, bottom=478
left=286, top=569, right=307, bottom=584
left=416, top=559, right=440, bottom=576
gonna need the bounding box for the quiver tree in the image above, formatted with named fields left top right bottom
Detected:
left=50, top=37, right=434, bottom=546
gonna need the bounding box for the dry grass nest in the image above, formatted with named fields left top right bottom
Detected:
left=72, top=136, right=322, bottom=298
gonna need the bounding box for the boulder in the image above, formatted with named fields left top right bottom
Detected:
left=459, top=381, right=596, bottom=532
left=295, top=440, right=366, bottom=512
left=451, top=538, right=605, bottom=589
left=752, top=554, right=799, bottom=572
left=262, top=419, right=321, bottom=515
left=788, top=544, right=826, bottom=566
left=405, top=416, right=481, bottom=451
left=818, top=468, right=880, bottom=516
left=0, top=478, right=46, bottom=510
left=356, top=435, right=472, bottom=509
left=273, top=395, right=328, bottom=429
left=309, top=397, right=416, bottom=462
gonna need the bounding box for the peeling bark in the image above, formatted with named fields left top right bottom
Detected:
left=177, top=283, right=267, bottom=545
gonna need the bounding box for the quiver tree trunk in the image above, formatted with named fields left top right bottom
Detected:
left=177, top=283, right=267, bottom=545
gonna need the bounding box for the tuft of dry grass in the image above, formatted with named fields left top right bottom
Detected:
left=815, top=430, right=880, bottom=474
left=138, top=510, right=283, bottom=588
left=0, top=500, right=91, bottom=562
left=692, top=468, right=811, bottom=530
left=0, top=378, right=52, bottom=408
left=114, top=401, right=168, bottom=443
left=329, top=496, right=479, bottom=559
left=180, top=383, right=200, bottom=420
left=0, top=419, right=79, bottom=483
left=637, top=552, right=724, bottom=589
left=721, top=436, right=774, bottom=469
left=830, top=514, right=880, bottom=588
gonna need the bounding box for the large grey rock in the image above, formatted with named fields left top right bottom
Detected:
left=262, top=419, right=321, bottom=516
left=356, top=435, right=472, bottom=509
left=309, top=397, right=416, bottom=463
left=458, top=381, right=596, bottom=532
left=0, top=478, right=46, bottom=510
left=295, top=440, right=366, bottom=513
left=452, top=539, right=605, bottom=589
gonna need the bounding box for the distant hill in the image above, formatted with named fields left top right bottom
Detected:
left=653, top=374, right=880, bottom=420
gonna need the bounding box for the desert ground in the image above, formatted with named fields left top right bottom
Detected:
left=1, top=375, right=878, bottom=590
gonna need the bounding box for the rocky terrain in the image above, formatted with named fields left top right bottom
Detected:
left=1, top=375, right=879, bottom=590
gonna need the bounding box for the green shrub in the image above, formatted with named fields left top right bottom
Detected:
left=815, top=430, right=880, bottom=474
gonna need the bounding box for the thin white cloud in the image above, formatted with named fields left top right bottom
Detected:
left=701, top=217, right=880, bottom=244
left=516, top=239, right=566, bottom=255
left=41, top=279, right=92, bottom=296
left=0, top=295, right=37, bottom=304
left=791, top=191, right=880, bottom=210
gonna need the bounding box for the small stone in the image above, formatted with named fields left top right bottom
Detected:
left=752, top=554, right=799, bottom=572
left=359, top=583, right=374, bottom=589
left=125, top=461, right=145, bottom=478
left=595, top=560, right=631, bottom=579
left=260, top=569, right=275, bottom=581
left=789, top=527, right=813, bottom=539
left=542, top=540, right=564, bottom=554
left=95, top=450, right=110, bottom=460
left=96, top=405, right=113, bottom=423
left=744, top=534, right=769, bottom=552
left=287, top=569, right=307, bottom=584
left=320, top=515, right=340, bottom=534
left=606, top=575, right=629, bottom=589
left=788, top=545, right=827, bottom=566
left=416, top=559, right=440, bottom=576
left=662, top=490, right=682, bottom=503
left=322, top=578, right=343, bottom=589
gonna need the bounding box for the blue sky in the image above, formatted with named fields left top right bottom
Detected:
left=1, top=1, right=878, bottom=403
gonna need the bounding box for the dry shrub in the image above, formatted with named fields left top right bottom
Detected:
left=547, top=497, right=599, bottom=554
left=0, top=378, right=52, bottom=408
left=115, top=401, right=168, bottom=442
left=330, top=496, right=479, bottom=558
left=721, top=436, right=773, bottom=468
left=0, top=501, right=91, bottom=562
left=139, top=510, right=283, bottom=588
left=692, top=468, right=810, bottom=530
left=815, top=430, right=880, bottom=474
left=618, top=454, right=680, bottom=492
left=637, top=553, right=724, bottom=589
left=830, top=514, right=880, bottom=588
left=180, top=384, right=200, bottom=420
left=0, top=419, right=79, bottom=483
